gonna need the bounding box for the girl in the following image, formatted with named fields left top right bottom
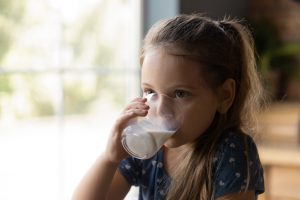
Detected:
left=72, top=14, right=265, bottom=200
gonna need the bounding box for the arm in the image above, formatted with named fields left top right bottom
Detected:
left=72, top=155, right=130, bottom=200
left=72, top=98, right=149, bottom=200
left=216, top=191, right=255, bottom=200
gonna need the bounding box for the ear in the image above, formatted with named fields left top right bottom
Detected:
left=217, top=78, right=236, bottom=114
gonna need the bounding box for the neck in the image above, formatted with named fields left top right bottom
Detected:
left=163, top=144, right=192, bottom=178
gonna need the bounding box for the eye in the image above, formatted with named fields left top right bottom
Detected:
left=143, top=88, right=155, bottom=96
left=174, top=90, right=191, bottom=98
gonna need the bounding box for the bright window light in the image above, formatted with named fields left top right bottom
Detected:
left=0, top=0, right=141, bottom=199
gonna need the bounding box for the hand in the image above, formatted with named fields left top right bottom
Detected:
left=104, top=97, right=149, bottom=164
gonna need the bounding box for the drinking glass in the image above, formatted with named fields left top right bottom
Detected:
left=121, top=93, right=182, bottom=159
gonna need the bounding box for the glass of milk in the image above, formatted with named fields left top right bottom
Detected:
left=121, top=93, right=182, bottom=159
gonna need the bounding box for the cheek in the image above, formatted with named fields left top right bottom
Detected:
left=164, top=110, right=216, bottom=148
left=165, top=112, right=216, bottom=148
left=180, top=103, right=217, bottom=138
left=183, top=111, right=216, bottom=134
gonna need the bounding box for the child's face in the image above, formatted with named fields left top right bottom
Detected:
left=141, top=48, right=219, bottom=148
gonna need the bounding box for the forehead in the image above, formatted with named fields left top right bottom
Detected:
left=141, top=48, right=205, bottom=88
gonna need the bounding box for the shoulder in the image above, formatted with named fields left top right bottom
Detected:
left=213, top=131, right=264, bottom=198
left=214, top=131, right=258, bottom=165
left=213, top=132, right=250, bottom=177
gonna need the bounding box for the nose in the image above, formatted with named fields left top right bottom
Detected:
left=146, top=94, right=181, bottom=131
left=156, top=95, right=174, bottom=119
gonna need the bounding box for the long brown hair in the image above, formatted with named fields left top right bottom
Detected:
left=141, top=14, right=265, bottom=200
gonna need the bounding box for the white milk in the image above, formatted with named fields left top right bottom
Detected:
left=149, top=130, right=174, bottom=147
left=122, top=120, right=176, bottom=159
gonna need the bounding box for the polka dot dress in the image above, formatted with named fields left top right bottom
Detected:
left=118, top=131, right=265, bottom=199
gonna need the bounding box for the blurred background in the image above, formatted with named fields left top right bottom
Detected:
left=0, top=0, right=299, bottom=199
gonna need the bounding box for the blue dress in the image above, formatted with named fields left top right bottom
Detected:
left=118, top=131, right=265, bottom=199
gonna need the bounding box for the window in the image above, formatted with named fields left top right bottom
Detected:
left=0, top=0, right=141, bottom=199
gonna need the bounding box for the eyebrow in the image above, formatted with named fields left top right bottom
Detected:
left=141, top=82, right=199, bottom=90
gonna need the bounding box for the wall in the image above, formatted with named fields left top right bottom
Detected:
left=251, top=0, right=300, bottom=42
left=180, top=0, right=250, bottom=19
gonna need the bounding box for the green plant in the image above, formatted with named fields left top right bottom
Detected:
left=252, top=20, right=300, bottom=100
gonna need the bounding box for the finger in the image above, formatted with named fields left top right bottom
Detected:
left=125, top=103, right=149, bottom=111
left=130, top=97, right=147, bottom=103
left=124, top=109, right=148, bottom=118
left=123, top=101, right=149, bottom=112
left=115, top=109, right=148, bottom=130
